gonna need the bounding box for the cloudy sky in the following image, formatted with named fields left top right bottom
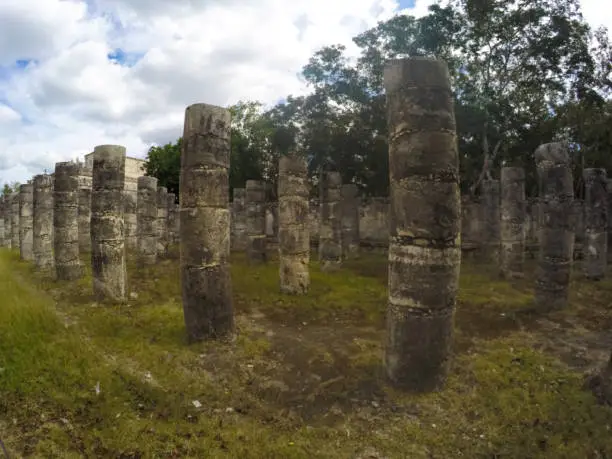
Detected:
left=0, top=0, right=610, bottom=185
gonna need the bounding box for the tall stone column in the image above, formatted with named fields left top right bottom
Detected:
left=136, top=176, right=158, bottom=265
left=18, top=183, right=34, bottom=261
left=481, top=179, right=500, bottom=262
left=341, top=183, right=360, bottom=258
left=167, top=192, right=177, bottom=245
left=383, top=57, right=461, bottom=391
left=318, top=171, right=343, bottom=271
left=54, top=162, right=82, bottom=280
left=534, top=142, right=574, bottom=311
left=78, top=165, right=92, bottom=253
left=608, top=179, right=612, bottom=264
left=3, top=194, right=11, bottom=248
left=91, top=145, right=127, bottom=302
left=245, top=180, right=267, bottom=263
left=583, top=168, right=608, bottom=280
left=33, top=174, right=54, bottom=269
left=231, top=188, right=248, bottom=251
left=572, top=199, right=585, bottom=260
left=0, top=198, right=5, bottom=248
left=123, top=191, right=138, bottom=251
left=500, top=167, right=526, bottom=278
left=11, top=192, right=20, bottom=250
left=181, top=103, right=233, bottom=341
left=156, top=186, right=169, bottom=257
left=278, top=153, right=310, bottom=294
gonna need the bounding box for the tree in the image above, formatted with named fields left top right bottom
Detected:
left=143, top=139, right=181, bottom=198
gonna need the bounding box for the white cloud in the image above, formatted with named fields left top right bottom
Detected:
left=0, top=0, right=610, bottom=185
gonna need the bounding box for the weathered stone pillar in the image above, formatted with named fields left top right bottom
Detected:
left=136, top=176, right=158, bottom=265
left=167, top=192, right=177, bottom=245
left=123, top=191, right=138, bottom=251
left=245, top=180, right=267, bottom=263
left=33, top=174, right=54, bottom=269
left=0, top=199, right=5, bottom=248
left=341, top=183, right=360, bottom=258
left=318, top=171, right=343, bottom=271
left=78, top=165, right=92, bottom=253
left=534, top=142, right=574, bottom=311
left=18, top=183, right=34, bottom=261
left=500, top=167, right=525, bottom=278
left=11, top=192, right=20, bottom=250
left=91, top=145, right=127, bottom=302
left=608, top=179, right=612, bottom=264
left=53, top=162, right=82, bottom=280
left=461, top=195, right=482, bottom=257
left=481, top=179, right=500, bottom=262
left=383, top=57, right=461, bottom=391
left=583, top=168, right=608, bottom=280
left=278, top=153, right=310, bottom=294
left=156, top=186, right=169, bottom=257
left=2, top=194, right=11, bottom=248
left=180, top=103, right=233, bottom=341
left=231, top=188, right=248, bottom=251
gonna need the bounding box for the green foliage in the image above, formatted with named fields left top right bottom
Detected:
left=143, top=139, right=181, bottom=197
left=0, top=181, right=21, bottom=197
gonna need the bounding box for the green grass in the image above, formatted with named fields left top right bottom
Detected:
left=1, top=248, right=612, bottom=458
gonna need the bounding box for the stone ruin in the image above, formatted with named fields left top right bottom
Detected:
left=2, top=55, right=611, bottom=397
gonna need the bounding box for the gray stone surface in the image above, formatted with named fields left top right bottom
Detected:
left=534, top=142, right=574, bottom=311
left=500, top=167, right=526, bottom=278
left=180, top=103, right=234, bottom=341
left=583, top=168, right=607, bottom=279
left=318, top=171, right=343, bottom=271
left=11, top=192, right=19, bottom=250
left=231, top=188, right=248, bottom=251
left=54, top=162, right=82, bottom=280
left=33, top=174, right=54, bottom=269
left=481, top=179, right=500, bottom=262
left=3, top=194, right=11, bottom=248
left=78, top=165, right=92, bottom=252
left=156, top=186, right=169, bottom=257
left=278, top=153, right=310, bottom=294
left=246, top=180, right=267, bottom=263
left=124, top=190, right=138, bottom=251
left=341, top=184, right=360, bottom=258
left=137, top=176, right=158, bottom=265
left=383, top=57, right=461, bottom=391
left=18, top=183, right=34, bottom=261
left=91, top=145, right=127, bottom=302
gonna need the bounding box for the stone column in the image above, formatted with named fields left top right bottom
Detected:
left=461, top=195, right=482, bottom=256
left=231, top=188, right=248, bottom=251
left=500, top=167, right=526, bottom=278
left=534, top=142, right=574, bottom=311
left=33, top=174, right=54, bottom=269
left=245, top=180, right=267, bottom=263
left=54, top=162, right=82, bottom=280
left=481, top=179, right=500, bottom=262
left=341, top=183, right=360, bottom=258
left=383, top=57, right=461, bottom=391
left=78, top=165, right=92, bottom=253
left=91, top=145, right=127, bottom=302
left=167, top=192, right=177, bottom=245
left=18, top=183, right=34, bottom=261
left=3, top=194, right=11, bottom=248
left=136, top=176, right=158, bottom=265
left=156, top=186, right=169, bottom=257
left=608, top=179, right=612, bottom=264
left=278, top=153, right=310, bottom=294
left=180, top=103, right=233, bottom=342
left=318, top=171, right=343, bottom=271
left=0, top=198, right=4, bottom=248
left=123, top=191, right=138, bottom=251
left=583, top=168, right=608, bottom=280
left=11, top=192, right=20, bottom=250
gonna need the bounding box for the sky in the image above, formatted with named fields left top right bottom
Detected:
left=0, top=0, right=610, bottom=185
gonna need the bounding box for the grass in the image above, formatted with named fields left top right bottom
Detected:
left=1, top=247, right=612, bottom=458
